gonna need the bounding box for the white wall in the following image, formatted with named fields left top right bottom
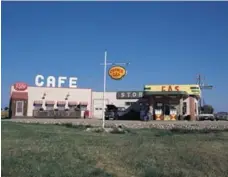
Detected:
left=25, top=87, right=92, bottom=116
left=92, top=92, right=138, bottom=118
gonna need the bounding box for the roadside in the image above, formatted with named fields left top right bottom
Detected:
left=3, top=118, right=228, bottom=130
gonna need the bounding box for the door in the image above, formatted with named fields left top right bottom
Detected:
left=15, top=101, right=24, bottom=116
left=93, top=99, right=108, bottom=118
left=164, top=104, right=170, bottom=116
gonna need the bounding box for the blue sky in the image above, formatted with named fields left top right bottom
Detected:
left=2, top=2, right=228, bottom=111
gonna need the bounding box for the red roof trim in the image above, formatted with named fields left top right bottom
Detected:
left=11, top=92, right=28, bottom=100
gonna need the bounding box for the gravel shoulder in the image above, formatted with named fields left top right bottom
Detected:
left=3, top=118, right=228, bottom=130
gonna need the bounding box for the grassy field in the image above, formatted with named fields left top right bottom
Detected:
left=2, top=122, right=228, bottom=177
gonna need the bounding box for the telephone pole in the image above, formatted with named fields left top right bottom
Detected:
left=196, top=74, right=213, bottom=113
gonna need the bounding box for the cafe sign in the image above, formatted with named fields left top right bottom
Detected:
left=108, top=65, right=126, bottom=80
left=35, top=75, right=78, bottom=88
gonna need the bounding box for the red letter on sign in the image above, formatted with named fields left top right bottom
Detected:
left=175, top=86, right=180, bottom=91
left=161, top=86, right=166, bottom=91
left=168, top=85, right=173, bottom=91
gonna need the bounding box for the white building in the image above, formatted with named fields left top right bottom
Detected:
left=9, top=83, right=140, bottom=118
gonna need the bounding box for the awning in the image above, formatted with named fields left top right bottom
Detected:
left=57, top=101, right=66, bottom=105
left=34, top=100, right=43, bottom=105
left=68, top=101, right=77, bottom=106
left=45, top=100, right=55, bottom=105
left=11, top=92, right=28, bottom=100
left=79, top=101, right=88, bottom=105
left=144, top=91, right=188, bottom=96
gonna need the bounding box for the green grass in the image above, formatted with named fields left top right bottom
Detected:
left=2, top=122, right=228, bottom=177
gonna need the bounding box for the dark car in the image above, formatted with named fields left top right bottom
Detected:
left=105, top=105, right=125, bottom=120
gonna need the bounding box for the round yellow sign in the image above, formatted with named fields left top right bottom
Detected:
left=108, top=65, right=126, bottom=80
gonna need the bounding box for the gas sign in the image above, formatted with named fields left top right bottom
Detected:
left=108, top=66, right=126, bottom=80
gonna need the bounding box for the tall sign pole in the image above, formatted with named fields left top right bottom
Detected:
left=102, top=51, right=107, bottom=129
left=100, top=50, right=130, bottom=129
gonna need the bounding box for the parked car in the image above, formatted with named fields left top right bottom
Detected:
left=198, top=114, right=215, bottom=121
left=215, top=112, right=228, bottom=121
left=105, top=104, right=125, bottom=120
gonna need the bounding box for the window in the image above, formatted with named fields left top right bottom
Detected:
left=125, top=102, right=134, bottom=106
left=68, top=101, right=78, bottom=111
left=69, top=105, right=77, bottom=111
left=33, top=104, right=43, bottom=111
left=183, top=102, right=187, bottom=115
left=33, top=101, right=43, bottom=111
left=190, top=87, right=199, bottom=89
left=58, top=105, right=65, bottom=111
left=79, top=105, right=87, bottom=111
left=57, top=101, right=66, bottom=111
left=46, top=105, right=54, bottom=111
left=95, top=108, right=102, bottom=110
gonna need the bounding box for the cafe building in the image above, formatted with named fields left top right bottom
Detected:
left=9, top=82, right=140, bottom=119
left=9, top=83, right=92, bottom=118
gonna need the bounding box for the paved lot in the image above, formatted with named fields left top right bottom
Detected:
left=3, top=118, right=228, bottom=130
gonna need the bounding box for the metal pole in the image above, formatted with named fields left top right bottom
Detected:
left=102, top=50, right=107, bottom=129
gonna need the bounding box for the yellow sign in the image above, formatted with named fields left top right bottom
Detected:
left=144, top=84, right=201, bottom=96
left=108, top=65, right=126, bottom=80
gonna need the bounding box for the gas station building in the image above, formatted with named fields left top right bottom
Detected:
left=143, top=84, right=201, bottom=120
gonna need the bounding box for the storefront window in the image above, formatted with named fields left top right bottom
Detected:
left=69, top=105, right=77, bottom=111
left=33, top=104, right=43, bottom=111
left=33, top=101, right=43, bottom=111
left=68, top=101, right=78, bottom=111
left=46, top=105, right=54, bottom=111
left=58, top=105, right=65, bottom=111
left=57, top=101, right=66, bottom=111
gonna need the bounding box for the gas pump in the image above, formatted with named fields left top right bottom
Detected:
left=170, top=109, right=177, bottom=121
left=155, top=109, right=162, bottom=120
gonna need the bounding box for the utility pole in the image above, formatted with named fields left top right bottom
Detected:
left=196, top=74, right=213, bottom=114
left=100, top=50, right=130, bottom=129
